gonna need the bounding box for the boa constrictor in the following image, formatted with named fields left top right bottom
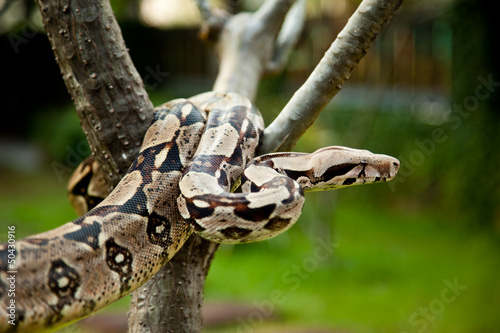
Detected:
left=0, top=92, right=399, bottom=332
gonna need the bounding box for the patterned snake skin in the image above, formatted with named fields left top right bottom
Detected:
left=0, top=92, right=399, bottom=332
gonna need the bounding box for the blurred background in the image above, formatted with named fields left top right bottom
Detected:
left=1, top=0, right=499, bottom=332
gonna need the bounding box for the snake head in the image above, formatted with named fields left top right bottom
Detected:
left=301, top=146, right=400, bottom=191
left=268, top=146, right=400, bottom=192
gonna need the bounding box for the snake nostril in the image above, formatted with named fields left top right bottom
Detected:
left=393, top=162, right=399, bottom=168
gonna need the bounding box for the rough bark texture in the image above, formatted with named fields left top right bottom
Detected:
left=36, top=0, right=155, bottom=191
left=128, top=236, right=219, bottom=332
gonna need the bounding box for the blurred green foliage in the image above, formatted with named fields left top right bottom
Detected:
left=30, top=106, right=89, bottom=163
left=445, top=0, right=500, bottom=229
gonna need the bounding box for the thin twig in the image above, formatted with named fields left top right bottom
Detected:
left=212, top=0, right=295, bottom=100
left=0, top=0, right=14, bottom=17
left=266, top=0, right=306, bottom=75
left=252, top=0, right=295, bottom=34
left=194, top=0, right=213, bottom=22
left=258, top=0, right=403, bottom=154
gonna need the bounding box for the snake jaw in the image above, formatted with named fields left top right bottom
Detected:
left=334, top=155, right=400, bottom=189
left=280, top=147, right=400, bottom=192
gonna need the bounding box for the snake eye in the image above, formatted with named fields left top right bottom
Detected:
left=360, top=160, right=368, bottom=165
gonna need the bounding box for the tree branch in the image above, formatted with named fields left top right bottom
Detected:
left=258, top=0, right=402, bottom=154
left=36, top=0, right=155, bottom=191
left=195, top=0, right=230, bottom=43
left=212, top=0, right=294, bottom=101
left=128, top=234, right=219, bottom=332
left=193, top=0, right=213, bottom=22
left=252, top=0, right=295, bottom=33
left=265, top=0, right=306, bottom=75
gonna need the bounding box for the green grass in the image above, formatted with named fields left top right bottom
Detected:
left=204, top=186, right=500, bottom=332
left=1, top=170, right=499, bottom=332
left=0, top=169, right=77, bottom=237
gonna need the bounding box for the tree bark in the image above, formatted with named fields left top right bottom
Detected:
left=36, top=0, right=155, bottom=191
left=128, top=235, right=219, bottom=332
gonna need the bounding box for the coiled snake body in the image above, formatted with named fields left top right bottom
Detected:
left=0, top=92, right=399, bottom=332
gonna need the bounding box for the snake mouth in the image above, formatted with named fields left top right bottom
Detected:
left=342, top=158, right=400, bottom=186
left=385, top=160, right=400, bottom=180
left=342, top=176, right=385, bottom=186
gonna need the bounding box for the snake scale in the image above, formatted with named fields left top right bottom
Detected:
left=0, top=92, right=399, bottom=332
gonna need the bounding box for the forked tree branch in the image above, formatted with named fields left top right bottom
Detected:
left=35, top=0, right=401, bottom=331
left=258, top=0, right=402, bottom=154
